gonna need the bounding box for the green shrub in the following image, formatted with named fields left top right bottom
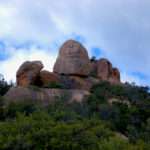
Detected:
left=0, top=112, right=113, bottom=150
left=4, top=101, right=41, bottom=119
left=0, top=79, right=150, bottom=149
left=43, top=82, right=64, bottom=89
left=0, top=74, right=13, bottom=96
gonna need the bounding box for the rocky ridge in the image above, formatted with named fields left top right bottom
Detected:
left=5, top=39, right=121, bottom=104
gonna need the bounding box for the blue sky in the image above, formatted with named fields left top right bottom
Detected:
left=0, top=0, right=150, bottom=86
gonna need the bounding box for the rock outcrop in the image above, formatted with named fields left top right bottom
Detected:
left=4, top=87, right=90, bottom=105
left=109, top=68, right=120, bottom=84
left=39, top=70, right=60, bottom=87
left=16, top=61, right=43, bottom=87
left=5, top=39, right=122, bottom=106
left=16, top=40, right=120, bottom=89
left=91, top=58, right=120, bottom=84
left=97, top=58, right=113, bottom=80
left=59, top=76, right=100, bottom=90
left=53, top=40, right=91, bottom=76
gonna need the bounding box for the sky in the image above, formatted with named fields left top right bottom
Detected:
left=0, top=0, right=150, bottom=86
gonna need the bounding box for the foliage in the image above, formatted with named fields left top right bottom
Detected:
left=87, top=81, right=150, bottom=143
left=0, top=78, right=150, bottom=149
left=0, top=74, right=13, bottom=96
left=90, top=56, right=96, bottom=62
left=43, top=82, right=65, bottom=89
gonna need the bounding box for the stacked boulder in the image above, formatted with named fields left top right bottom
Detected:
left=16, top=61, right=44, bottom=87
left=16, top=39, right=120, bottom=89
left=16, top=62, right=60, bottom=88
left=4, top=39, right=121, bottom=105
left=96, top=58, right=120, bottom=84
left=53, top=40, right=99, bottom=90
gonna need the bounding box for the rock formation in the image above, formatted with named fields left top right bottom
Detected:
left=59, top=76, right=99, bottom=90
left=91, top=58, right=120, bottom=84
left=4, top=87, right=90, bottom=105
left=16, top=61, right=43, bottom=87
left=39, top=70, right=60, bottom=87
left=5, top=39, right=121, bottom=105
left=109, top=68, right=120, bottom=84
left=16, top=40, right=120, bottom=89
left=53, top=40, right=91, bottom=76
left=97, top=58, right=113, bottom=80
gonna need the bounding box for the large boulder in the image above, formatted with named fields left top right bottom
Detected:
left=97, top=58, right=112, bottom=80
left=4, top=87, right=90, bottom=105
left=97, top=58, right=120, bottom=84
left=53, top=40, right=91, bottom=76
left=16, top=61, right=43, bottom=87
left=39, top=70, right=60, bottom=87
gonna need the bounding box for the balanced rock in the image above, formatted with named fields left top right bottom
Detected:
left=53, top=40, right=91, bottom=76
left=39, top=70, right=60, bottom=87
left=17, top=61, right=43, bottom=87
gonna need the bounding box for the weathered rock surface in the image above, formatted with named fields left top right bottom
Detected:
left=17, top=61, right=43, bottom=87
left=4, top=87, right=90, bottom=105
left=90, top=60, right=98, bottom=77
left=60, top=75, right=100, bottom=90
left=53, top=40, right=91, bottom=76
left=97, top=58, right=112, bottom=80
left=39, top=70, right=60, bottom=87
left=96, top=58, right=120, bottom=84
left=109, top=68, right=120, bottom=84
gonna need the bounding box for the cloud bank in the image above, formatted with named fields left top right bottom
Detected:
left=0, top=0, right=150, bottom=85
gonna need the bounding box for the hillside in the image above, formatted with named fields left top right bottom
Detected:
left=0, top=40, right=150, bottom=150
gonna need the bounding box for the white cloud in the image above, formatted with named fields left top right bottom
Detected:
left=0, top=47, right=57, bottom=82
left=0, top=0, right=150, bottom=85
left=121, top=72, right=143, bottom=85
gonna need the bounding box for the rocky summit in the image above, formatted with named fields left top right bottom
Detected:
left=16, top=39, right=120, bottom=89
left=53, top=40, right=91, bottom=76
left=5, top=39, right=121, bottom=105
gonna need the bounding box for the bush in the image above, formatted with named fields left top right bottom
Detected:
left=3, top=101, right=42, bottom=119
left=43, top=82, right=64, bottom=89
left=0, top=79, right=150, bottom=149
left=0, top=74, right=12, bottom=96
left=0, top=112, right=114, bottom=150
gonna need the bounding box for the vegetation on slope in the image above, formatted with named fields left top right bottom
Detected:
left=0, top=75, right=150, bottom=150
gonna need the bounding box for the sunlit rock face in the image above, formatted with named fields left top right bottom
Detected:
left=39, top=70, right=60, bottom=87
left=16, top=40, right=121, bottom=89
left=4, top=39, right=122, bottom=106
left=16, top=61, right=43, bottom=87
left=96, top=58, right=120, bottom=84
left=53, top=40, right=91, bottom=76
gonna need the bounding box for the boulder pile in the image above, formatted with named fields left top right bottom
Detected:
left=16, top=39, right=121, bottom=89
left=4, top=39, right=121, bottom=105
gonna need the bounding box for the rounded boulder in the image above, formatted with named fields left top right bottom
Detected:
left=53, top=40, right=91, bottom=76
